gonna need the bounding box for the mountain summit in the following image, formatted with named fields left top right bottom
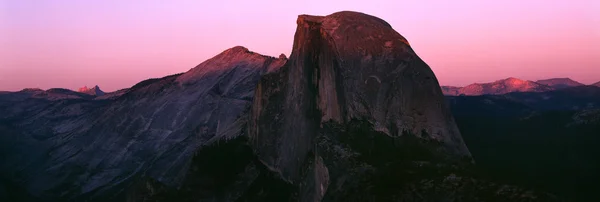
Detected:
left=77, top=85, right=105, bottom=96
left=536, top=78, right=584, bottom=89
left=176, top=46, right=285, bottom=85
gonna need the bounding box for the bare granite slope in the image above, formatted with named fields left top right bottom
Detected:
left=0, top=46, right=286, bottom=201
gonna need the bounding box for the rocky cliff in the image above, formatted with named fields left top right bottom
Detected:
left=245, top=11, right=477, bottom=201
left=249, top=10, right=470, bottom=181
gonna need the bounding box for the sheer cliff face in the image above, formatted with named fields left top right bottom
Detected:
left=249, top=11, right=470, bottom=184
left=0, top=47, right=285, bottom=200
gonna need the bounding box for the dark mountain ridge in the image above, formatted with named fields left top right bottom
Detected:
left=536, top=78, right=584, bottom=89
left=0, top=88, right=94, bottom=103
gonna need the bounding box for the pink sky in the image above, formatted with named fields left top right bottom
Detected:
left=1, top=0, right=599, bottom=92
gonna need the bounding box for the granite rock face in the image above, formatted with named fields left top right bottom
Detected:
left=0, top=46, right=286, bottom=201
left=247, top=11, right=471, bottom=200
left=250, top=10, right=470, bottom=178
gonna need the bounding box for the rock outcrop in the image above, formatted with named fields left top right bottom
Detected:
left=536, top=78, right=584, bottom=89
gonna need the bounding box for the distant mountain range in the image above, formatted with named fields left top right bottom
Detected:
left=0, top=86, right=126, bottom=103
left=6, top=78, right=598, bottom=99
left=0, top=88, right=94, bottom=101
left=442, top=77, right=598, bottom=96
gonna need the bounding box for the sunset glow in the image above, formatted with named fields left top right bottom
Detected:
left=1, top=0, right=599, bottom=91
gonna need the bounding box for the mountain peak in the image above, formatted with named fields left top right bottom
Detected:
left=225, top=46, right=250, bottom=53
left=78, top=85, right=105, bottom=96
left=78, top=86, right=89, bottom=92
left=296, top=11, right=409, bottom=48
left=499, top=77, right=528, bottom=85
left=298, top=11, right=393, bottom=28
left=176, top=46, right=287, bottom=85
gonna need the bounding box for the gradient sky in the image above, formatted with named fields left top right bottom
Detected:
left=1, top=0, right=599, bottom=91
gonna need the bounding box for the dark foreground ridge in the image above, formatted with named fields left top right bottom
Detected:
left=0, top=11, right=564, bottom=201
